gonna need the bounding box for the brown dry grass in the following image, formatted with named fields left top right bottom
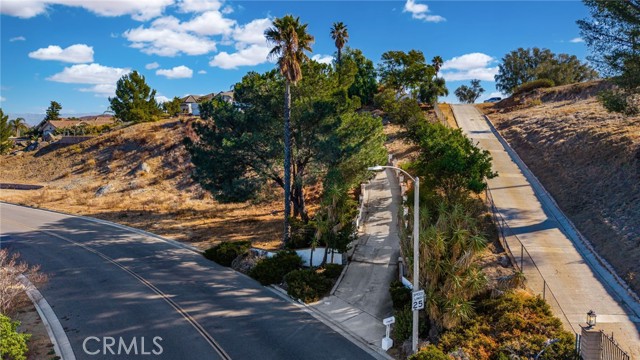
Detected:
left=438, top=103, right=458, bottom=129
left=479, top=82, right=640, bottom=294
left=0, top=118, right=284, bottom=251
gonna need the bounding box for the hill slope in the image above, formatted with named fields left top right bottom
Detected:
left=481, top=81, right=640, bottom=294
left=0, top=118, right=283, bottom=250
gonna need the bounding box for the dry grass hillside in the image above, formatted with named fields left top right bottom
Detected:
left=479, top=80, right=640, bottom=294
left=0, top=118, right=284, bottom=250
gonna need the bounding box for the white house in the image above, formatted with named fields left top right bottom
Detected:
left=180, top=91, right=235, bottom=115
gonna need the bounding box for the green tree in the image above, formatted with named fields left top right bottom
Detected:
left=343, top=48, right=377, bottom=105
left=0, top=109, right=12, bottom=154
left=44, top=100, right=62, bottom=120
left=454, top=79, right=485, bottom=104
left=419, top=76, right=449, bottom=105
left=0, top=314, right=30, bottom=360
left=378, top=50, right=436, bottom=97
left=495, top=47, right=598, bottom=94
left=265, top=15, right=315, bottom=244
left=373, top=88, right=424, bottom=124
left=408, top=121, right=497, bottom=204
left=330, top=22, right=349, bottom=66
left=163, top=96, right=182, bottom=117
left=578, top=0, right=640, bottom=114
left=109, top=71, right=162, bottom=123
left=432, top=55, right=444, bottom=76
left=8, top=118, right=28, bottom=137
left=411, top=202, right=488, bottom=337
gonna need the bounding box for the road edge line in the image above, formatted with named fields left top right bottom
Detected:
left=18, top=274, right=76, bottom=360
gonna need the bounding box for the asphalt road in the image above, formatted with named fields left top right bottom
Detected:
left=452, top=104, right=640, bottom=358
left=0, top=202, right=376, bottom=360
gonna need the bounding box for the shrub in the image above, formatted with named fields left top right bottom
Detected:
left=203, top=241, right=251, bottom=267
left=389, top=280, right=411, bottom=310
left=284, top=269, right=332, bottom=303
left=392, top=306, right=413, bottom=342
left=321, top=263, right=344, bottom=280
left=513, top=79, right=555, bottom=95
left=249, top=251, right=303, bottom=285
left=438, top=290, right=577, bottom=360
left=409, top=345, right=449, bottom=360
left=288, top=218, right=316, bottom=249
left=0, top=314, right=30, bottom=360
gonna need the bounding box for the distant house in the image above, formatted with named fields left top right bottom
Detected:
left=180, top=91, right=235, bottom=115
left=38, top=116, right=115, bottom=136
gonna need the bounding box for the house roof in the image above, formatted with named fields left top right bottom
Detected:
left=42, top=117, right=115, bottom=130
left=181, top=91, right=234, bottom=104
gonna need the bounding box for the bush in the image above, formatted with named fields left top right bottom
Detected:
left=392, top=306, right=413, bottom=342
left=389, top=280, right=411, bottom=310
left=284, top=269, right=332, bottom=303
left=0, top=314, right=30, bottom=360
left=321, top=263, right=344, bottom=280
left=409, top=345, right=449, bottom=360
left=513, top=79, right=555, bottom=95
left=249, top=251, right=303, bottom=285
left=203, top=241, right=251, bottom=267
left=438, top=290, right=577, bottom=360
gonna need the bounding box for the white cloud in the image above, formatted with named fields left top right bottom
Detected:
left=231, top=18, right=271, bottom=46
left=0, top=97, right=6, bottom=102
left=486, top=91, right=505, bottom=99
left=312, top=54, right=334, bottom=65
left=0, top=0, right=174, bottom=21
left=221, top=5, right=233, bottom=14
left=198, top=70, right=207, bottom=74
left=155, top=95, right=170, bottom=103
left=209, top=17, right=273, bottom=69
left=124, top=23, right=217, bottom=56
left=177, top=0, right=222, bottom=13
left=156, top=65, right=193, bottom=79
left=47, top=63, right=131, bottom=97
left=442, top=53, right=494, bottom=71
left=182, top=11, right=235, bottom=35
left=570, top=37, right=584, bottom=43
left=209, top=44, right=271, bottom=69
left=9, top=36, right=26, bottom=42
left=440, top=53, right=498, bottom=81
left=146, top=62, right=160, bottom=69
left=28, top=44, right=94, bottom=63
left=442, top=67, right=499, bottom=82
left=403, top=0, right=445, bottom=23
left=78, top=84, right=117, bottom=97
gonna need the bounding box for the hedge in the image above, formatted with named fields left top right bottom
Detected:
left=0, top=314, right=30, bottom=360
left=284, top=269, right=332, bottom=303
left=203, top=241, right=251, bottom=267
left=249, top=251, right=303, bottom=285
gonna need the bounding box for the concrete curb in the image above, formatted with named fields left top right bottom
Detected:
left=266, top=285, right=393, bottom=360
left=18, top=274, right=76, bottom=360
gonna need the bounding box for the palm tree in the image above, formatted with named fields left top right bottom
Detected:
left=432, top=56, right=444, bottom=77
left=330, top=22, right=349, bottom=66
left=265, top=15, right=314, bottom=244
left=8, top=118, right=28, bottom=137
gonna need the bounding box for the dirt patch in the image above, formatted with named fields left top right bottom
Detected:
left=480, top=84, right=640, bottom=294
left=0, top=118, right=285, bottom=251
left=13, top=292, right=56, bottom=360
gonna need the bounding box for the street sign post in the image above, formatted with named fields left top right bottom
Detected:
left=382, top=316, right=395, bottom=351
left=412, top=290, right=425, bottom=311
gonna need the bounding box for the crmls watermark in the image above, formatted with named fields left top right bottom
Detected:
left=82, top=336, right=163, bottom=356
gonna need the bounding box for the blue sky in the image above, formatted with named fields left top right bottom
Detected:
left=1, top=0, right=591, bottom=123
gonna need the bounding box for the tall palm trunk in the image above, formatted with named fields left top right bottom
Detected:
left=283, top=80, right=292, bottom=244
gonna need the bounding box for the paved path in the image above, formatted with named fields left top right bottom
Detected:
left=452, top=104, right=640, bottom=358
left=312, top=169, right=401, bottom=353
left=0, top=202, right=376, bottom=360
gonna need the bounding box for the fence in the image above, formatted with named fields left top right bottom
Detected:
left=577, top=329, right=631, bottom=360
left=484, top=187, right=578, bottom=334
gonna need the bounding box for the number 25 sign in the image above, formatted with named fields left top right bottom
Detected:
left=412, top=290, right=425, bottom=311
